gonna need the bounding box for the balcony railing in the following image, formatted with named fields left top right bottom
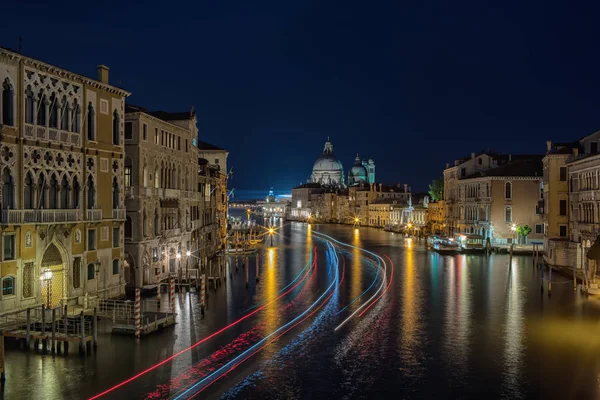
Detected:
left=1, top=209, right=81, bottom=224
left=23, top=123, right=81, bottom=147
left=112, top=209, right=126, bottom=220
left=87, top=209, right=102, bottom=221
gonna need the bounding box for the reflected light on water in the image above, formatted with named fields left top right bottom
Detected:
left=503, top=259, right=524, bottom=397
left=406, top=238, right=412, bottom=249
left=264, top=247, right=279, bottom=339
left=401, top=248, right=417, bottom=354
left=351, top=229, right=363, bottom=305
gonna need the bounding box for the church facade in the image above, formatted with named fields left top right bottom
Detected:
left=309, top=138, right=375, bottom=188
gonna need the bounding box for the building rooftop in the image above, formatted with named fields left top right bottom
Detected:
left=464, top=157, right=543, bottom=178
left=370, top=198, right=408, bottom=206
left=196, top=139, right=225, bottom=151
left=293, top=183, right=324, bottom=190
left=125, top=104, right=195, bottom=121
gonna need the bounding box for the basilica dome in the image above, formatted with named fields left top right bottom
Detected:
left=311, top=139, right=345, bottom=187
left=348, top=154, right=368, bottom=185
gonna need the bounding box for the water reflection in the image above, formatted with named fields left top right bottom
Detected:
left=351, top=229, right=362, bottom=307
left=503, top=257, right=525, bottom=398
left=263, top=248, right=279, bottom=338
left=400, top=246, right=419, bottom=370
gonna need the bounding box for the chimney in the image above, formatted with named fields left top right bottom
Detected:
left=471, top=152, right=475, bottom=159
left=546, top=140, right=552, bottom=153
left=404, top=184, right=408, bottom=193
left=573, top=148, right=579, bottom=157
left=445, top=163, right=449, bottom=169
left=97, top=65, right=109, bottom=84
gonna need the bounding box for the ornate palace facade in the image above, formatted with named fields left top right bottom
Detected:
left=0, top=47, right=129, bottom=312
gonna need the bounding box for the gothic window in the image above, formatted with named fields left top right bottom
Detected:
left=61, top=175, right=70, bottom=209
left=72, top=99, right=81, bottom=133
left=72, top=176, right=80, bottom=209
left=1, top=79, right=14, bottom=126
left=49, top=94, right=58, bottom=128
left=154, top=167, right=160, bottom=188
left=505, top=182, right=512, bottom=200
left=2, top=168, right=14, bottom=209
left=24, top=172, right=34, bottom=209
left=48, top=174, right=58, bottom=209
left=37, top=92, right=47, bottom=126
left=143, top=165, right=148, bottom=187
left=505, top=206, right=512, bottom=223
left=154, top=213, right=159, bottom=236
left=112, top=259, right=119, bottom=275
left=37, top=173, right=46, bottom=209
left=25, top=86, right=35, bottom=124
left=2, top=276, right=14, bottom=296
left=73, top=257, right=81, bottom=289
left=60, top=96, right=70, bottom=131
left=143, top=213, right=148, bottom=237
left=23, top=262, right=34, bottom=298
left=87, top=102, right=95, bottom=140
left=112, top=109, right=120, bottom=145
left=125, top=215, right=133, bottom=238
left=87, top=175, right=96, bottom=208
left=125, top=157, right=132, bottom=187
left=112, top=177, right=119, bottom=210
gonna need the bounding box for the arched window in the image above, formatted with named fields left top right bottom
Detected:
left=2, top=79, right=14, bottom=126
left=112, top=109, right=120, bottom=145
left=72, top=258, right=81, bottom=289
left=112, top=177, right=119, bottom=210
left=505, top=182, right=512, bottom=200
left=112, top=259, right=119, bottom=275
left=143, top=165, right=148, bottom=187
left=37, top=173, right=46, bottom=209
left=37, top=92, right=47, bottom=126
left=72, top=176, right=80, bottom=209
left=154, top=213, right=159, bottom=236
left=49, top=93, right=58, bottom=128
left=2, top=168, right=14, bottom=209
left=124, top=157, right=132, bottom=188
left=24, top=172, right=34, bottom=209
left=87, top=263, right=95, bottom=280
left=87, top=175, right=96, bottom=208
left=60, top=96, right=70, bottom=131
left=48, top=174, right=58, bottom=209
left=72, top=99, right=81, bottom=133
left=125, top=216, right=133, bottom=238
left=154, top=167, right=160, bottom=188
left=25, top=86, right=34, bottom=124
left=87, top=102, right=95, bottom=140
left=505, top=206, right=512, bottom=223
left=60, top=175, right=70, bottom=209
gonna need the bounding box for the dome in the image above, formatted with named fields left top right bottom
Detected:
left=311, top=138, right=345, bottom=187
left=348, top=154, right=368, bottom=185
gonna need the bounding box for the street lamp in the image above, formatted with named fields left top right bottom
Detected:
left=40, top=268, right=53, bottom=307
left=511, top=223, right=517, bottom=244
left=268, top=227, right=275, bottom=246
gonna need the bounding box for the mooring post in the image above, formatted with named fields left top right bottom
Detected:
left=573, top=261, right=577, bottom=292
left=246, top=257, right=249, bottom=288
left=134, top=288, right=141, bottom=339
left=541, top=265, right=544, bottom=293
left=25, top=308, right=31, bottom=349
left=51, top=308, right=56, bottom=354
left=256, top=253, right=259, bottom=283
left=200, top=274, right=206, bottom=317
left=549, top=266, right=553, bottom=296
left=79, top=311, right=85, bottom=355
left=509, top=244, right=513, bottom=267
left=93, top=307, right=98, bottom=349
left=41, top=304, right=47, bottom=354
left=532, top=243, right=536, bottom=266
left=0, top=331, right=5, bottom=385
left=169, top=278, right=175, bottom=316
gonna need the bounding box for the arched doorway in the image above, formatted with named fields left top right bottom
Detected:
left=124, top=254, right=136, bottom=289
left=40, top=242, right=66, bottom=308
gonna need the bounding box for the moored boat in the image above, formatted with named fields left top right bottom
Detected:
left=433, top=238, right=460, bottom=254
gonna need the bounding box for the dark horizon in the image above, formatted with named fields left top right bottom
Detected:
left=2, top=1, right=599, bottom=192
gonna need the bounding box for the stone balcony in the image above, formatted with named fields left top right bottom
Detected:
left=87, top=209, right=102, bottom=221
left=112, top=209, right=126, bottom=220
left=24, top=123, right=81, bottom=147
left=1, top=209, right=81, bottom=224
left=457, top=197, right=492, bottom=204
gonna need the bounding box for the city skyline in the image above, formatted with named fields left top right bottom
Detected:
left=2, top=2, right=600, bottom=191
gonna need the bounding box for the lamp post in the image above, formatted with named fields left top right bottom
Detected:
left=511, top=223, right=517, bottom=244
left=40, top=268, right=53, bottom=307
left=268, top=227, right=274, bottom=247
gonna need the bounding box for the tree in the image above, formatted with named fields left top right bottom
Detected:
left=428, top=177, right=444, bottom=201
left=516, top=225, right=532, bottom=237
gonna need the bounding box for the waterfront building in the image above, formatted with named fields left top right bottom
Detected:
left=565, top=131, right=600, bottom=270
left=123, top=105, right=200, bottom=287
left=196, top=140, right=229, bottom=261
left=443, top=152, right=544, bottom=244
left=348, top=154, right=376, bottom=186
left=543, top=140, right=579, bottom=268
left=0, top=48, right=129, bottom=312
left=428, top=201, right=444, bottom=234
left=290, top=183, right=324, bottom=220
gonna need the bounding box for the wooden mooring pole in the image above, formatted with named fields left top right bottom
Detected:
left=41, top=304, right=47, bottom=354
left=134, top=288, right=141, bottom=339
left=51, top=308, right=56, bottom=354
left=25, top=308, right=31, bottom=349
left=93, top=307, right=98, bottom=348
left=256, top=253, right=260, bottom=283
left=79, top=311, right=85, bottom=355
left=0, top=331, right=5, bottom=385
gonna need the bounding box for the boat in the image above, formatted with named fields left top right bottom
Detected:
left=427, top=235, right=442, bottom=249
left=225, top=246, right=257, bottom=255
left=433, top=238, right=460, bottom=254
left=454, top=234, right=485, bottom=253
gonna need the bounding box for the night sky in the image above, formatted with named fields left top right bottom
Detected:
left=2, top=1, right=599, bottom=192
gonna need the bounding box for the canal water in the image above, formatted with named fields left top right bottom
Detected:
left=4, top=222, right=600, bottom=399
